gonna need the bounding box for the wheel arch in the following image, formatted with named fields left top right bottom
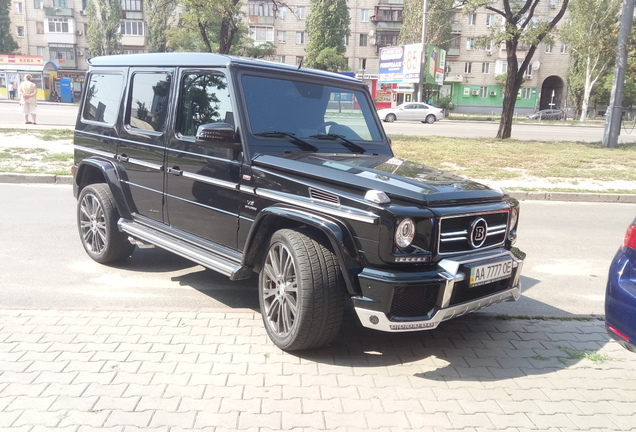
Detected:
left=243, top=206, right=364, bottom=295
left=74, top=158, right=134, bottom=220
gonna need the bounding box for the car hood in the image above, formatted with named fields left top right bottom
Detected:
left=252, top=153, right=504, bottom=206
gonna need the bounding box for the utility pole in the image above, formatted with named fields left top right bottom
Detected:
left=416, top=0, right=429, bottom=102
left=603, top=0, right=635, bottom=148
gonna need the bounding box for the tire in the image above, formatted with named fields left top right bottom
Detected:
left=425, top=114, right=436, bottom=124
left=259, top=229, right=345, bottom=351
left=77, top=183, right=135, bottom=263
left=385, top=113, right=396, bottom=123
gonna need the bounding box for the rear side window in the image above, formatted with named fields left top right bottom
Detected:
left=82, top=73, right=124, bottom=125
left=127, top=72, right=172, bottom=132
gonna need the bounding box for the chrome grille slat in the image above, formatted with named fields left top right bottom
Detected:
left=437, top=211, right=509, bottom=255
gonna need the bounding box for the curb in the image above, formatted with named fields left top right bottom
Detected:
left=509, top=191, right=636, bottom=203
left=0, top=173, right=73, bottom=185
left=1, top=173, right=634, bottom=203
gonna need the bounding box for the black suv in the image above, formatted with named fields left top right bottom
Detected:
left=73, top=53, right=524, bottom=350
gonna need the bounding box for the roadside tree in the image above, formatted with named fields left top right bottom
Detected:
left=459, top=0, right=569, bottom=139
left=305, top=0, right=350, bottom=71
left=87, top=0, right=123, bottom=56
left=400, top=0, right=454, bottom=48
left=146, top=0, right=178, bottom=53
left=561, top=0, right=621, bottom=122
left=0, top=0, right=19, bottom=54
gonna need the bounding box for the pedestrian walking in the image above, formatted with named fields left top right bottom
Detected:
left=19, top=75, right=38, bottom=124
left=8, top=81, right=16, bottom=100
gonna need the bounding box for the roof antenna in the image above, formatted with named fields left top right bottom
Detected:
left=297, top=58, right=303, bottom=70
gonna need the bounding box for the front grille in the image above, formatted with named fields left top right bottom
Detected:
left=438, top=211, right=509, bottom=254
left=390, top=284, right=439, bottom=317
left=449, top=278, right=510, bottom=306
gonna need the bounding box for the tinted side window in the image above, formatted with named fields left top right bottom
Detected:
left=178, top=73, right=232, bottom=138
left=82, top=73, right=124, bottom=125
left=128, top=72, right=171, bottom=132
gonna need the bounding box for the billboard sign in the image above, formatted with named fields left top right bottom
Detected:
left=378, top=43, right=423, bottom=83
left=426, top=46, right=446, bottom=85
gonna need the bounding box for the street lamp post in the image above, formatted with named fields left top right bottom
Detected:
left=416, top=0, right=429, bottom=102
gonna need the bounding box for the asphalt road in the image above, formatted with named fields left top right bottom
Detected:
left=3, top=100, right=636, bottom=143
left=1, top=183, right=634, bottom=317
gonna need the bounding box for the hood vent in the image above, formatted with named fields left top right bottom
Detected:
left=309, top=188, right=340, bottom=205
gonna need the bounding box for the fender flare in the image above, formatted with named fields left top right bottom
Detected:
left=243, top=206, right=364, bottom=295
left=74, top=158, right=134, bottom=220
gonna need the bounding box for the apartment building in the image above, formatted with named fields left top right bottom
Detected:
left=4, top=0, right=569, bottom=114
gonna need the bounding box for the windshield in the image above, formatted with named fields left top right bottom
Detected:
left=241, top=74, right=390, bottom=155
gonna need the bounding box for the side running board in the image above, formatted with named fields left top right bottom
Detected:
left=118, top=219, right=253, bottom=281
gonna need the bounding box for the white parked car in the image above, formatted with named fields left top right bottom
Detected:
left=377, top=102, right=445, bottom=124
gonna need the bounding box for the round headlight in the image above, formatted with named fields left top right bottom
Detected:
left=395, top=218, right=415, bottom=249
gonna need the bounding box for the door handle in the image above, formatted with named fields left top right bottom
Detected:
left=167, top=166, right=183, bottom=176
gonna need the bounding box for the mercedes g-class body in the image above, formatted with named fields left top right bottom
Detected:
left=73, top=53, right=524, bottom=350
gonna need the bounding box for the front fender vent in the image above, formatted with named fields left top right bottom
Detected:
left=309, top=188, right=340, bottom=205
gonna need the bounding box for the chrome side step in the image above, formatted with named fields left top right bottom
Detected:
left=118, top=219, right=252, bottom=280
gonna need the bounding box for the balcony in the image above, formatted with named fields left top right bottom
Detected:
left=447, top=48, right=460, bottom=56
left=44, top=7, right=74, bottom=17
left=248, top=16, right=274, bottom=25
left=451, top=22, right=462, bottom=33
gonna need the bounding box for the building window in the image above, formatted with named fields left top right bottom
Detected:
left=482, top=63, right=490, bottom=74
left=297, top=6, right=305, bottom=19
left=464, top=62, right=472, bottom=73
left=53, top=0, right=67, bottom=7
left=359, top=34, right=367, bottom=47
left=277, top=30, right=286, bottom=43
left=15, top=2, right=24, bottom=13
left=361, top=9, right=369, bottom=22
left=545, top=43, right=553, bottom=53
left=377, top=31, right=399, bottom=47
left=296, top=56, right=303, bottom=66
left=48, top=18, right=69, bottom=33
left=519, top=88, right=531, bottom=98
left=468, top=13, right=476, bottom=25
left=479, top=86, right=488, bottom=97
left=485, top=40, right=492, bottom=53
left=36, top=46, right=46, bottom=57
left=450, top=35, right=461, bottom=49
left=123, top=48, right=144, bottom=54
left=497, top=60, right=508, bottom=75
left=296, top=31, right=305, bottom=44
left=121, top=0, right=142, bottom=11
left=279, top=6, right=286, bottom=19
left=278, top=55, right=285, bottom=63
left=33, top=0, right=42, bottom=8
left=561, top=43, right=568, bottom=53
left=343, top=34, right=349, bottom=45
left=250, top=26, right=274, bottom=42
left=485, top=14, right=494, bottom=27
left=359, top=58, right=367, bottom=71
left=36, top=22, right=44, bottom=34
left=525, top=65, right=532, bottom=78
left=249, top=1, right=274, bottom=17
left=17, top=26, right=25, bottom=37
left=466, top=38, right=474, bottom=50
left=377, top=6, right=402, bottom=22
left=50, top=43, right=75, bottom=62
left=121, top=21, right=144, bottom=36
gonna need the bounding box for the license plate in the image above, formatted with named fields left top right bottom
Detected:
left=468, top=259, right=513, bottom=287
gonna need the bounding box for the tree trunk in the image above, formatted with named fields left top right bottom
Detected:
left=580, top=57, right=593, bottom=122
left=497, top=42, right=523, bottom=139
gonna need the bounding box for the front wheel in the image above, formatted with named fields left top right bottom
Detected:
left=385, top=113, right=397, bottom=123
left=425, top=114, right=436, bottom=124
left=259, top=229, right=345, bottom=351
left=77, top=183, right=135, bottom=263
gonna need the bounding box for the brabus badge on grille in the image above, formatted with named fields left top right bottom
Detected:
left=470, top=218, right=488, bottom=248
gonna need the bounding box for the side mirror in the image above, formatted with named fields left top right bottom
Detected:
left=195, top=122, right=240, bottom=149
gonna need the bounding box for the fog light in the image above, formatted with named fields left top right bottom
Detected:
left=369, top=315, right=379, bottom=325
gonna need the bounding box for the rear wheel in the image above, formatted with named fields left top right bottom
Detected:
left=77, top=183, right=135, bottom=263
left=425, top=114, right=436, bottom=124
left=259, top=229, right=344, bottom=351
left=385, top=113, right=396, bottom=123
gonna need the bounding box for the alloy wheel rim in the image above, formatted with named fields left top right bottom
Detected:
left=262, top=242, right=299, bottom=337
left=79, top=193, right=107, bottom=254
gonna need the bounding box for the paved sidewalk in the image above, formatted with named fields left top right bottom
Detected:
left=1, top=308, right=635, bottom=432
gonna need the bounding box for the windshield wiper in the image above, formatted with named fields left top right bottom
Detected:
left=254, top=131, right=318, bottom=152
left=310, top=133, right=366, bottom=154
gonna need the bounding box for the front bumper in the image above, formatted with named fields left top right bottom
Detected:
left=353, top=247, right=524, bottom=332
